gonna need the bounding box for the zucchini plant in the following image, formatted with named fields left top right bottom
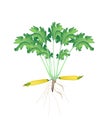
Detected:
left=14, top=22, right=94, bottom=92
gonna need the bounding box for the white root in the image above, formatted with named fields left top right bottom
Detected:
left=36, top=81, right=51, bottom=103
left=56, top=82, right=64, bottom=91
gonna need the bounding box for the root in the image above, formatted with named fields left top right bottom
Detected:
left=36, top=82, right=50, bottom=104
left=53, top=93, right=61, bottom=113
left=36, top=80, right=66, bottom=103
left=53, top=82, right=64, bottom=98
left=56, top=82, right=64, bottom=91
left=55, top=89, right=63, bottom=98
left=35, top=81, right=69, bottom=114
left=54, top=82, right=69, bottom=102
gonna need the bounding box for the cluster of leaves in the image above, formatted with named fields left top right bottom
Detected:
left=14, top=22, right=94, bottom=59
left=56, top=49, right=70, bottom=60
left=48, top=22, right=77, bottom=45
left=14, top=27, right=53, bottom=58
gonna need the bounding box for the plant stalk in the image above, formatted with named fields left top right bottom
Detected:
left=40, top=56, right=52, bottom=78
left=53, top=40, right=56, bottom=79
left=56, top=46, right=74, bottom=78
left=55, top=43, right=62, bottom=78
left=45, top=58, right=53, bottom=78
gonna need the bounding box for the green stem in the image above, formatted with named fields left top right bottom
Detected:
left=46, top=58, right=53, bottom=78
left=49, top=58, right=53, bottom=78
left=53, top=40, right=55, bottom=79
left=40, top=56, right=52, bottom=78
left=56, top=57, right=68, bottom=78
left=56, top=46, right=74, bottom=78
left=55, top=43, right=62, bottom=78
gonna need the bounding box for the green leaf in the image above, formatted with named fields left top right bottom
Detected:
left=47, top=28, right=51, bottom=42
left=14, top=33, right=35, bottom=51
left=30, top=26, right=39, bottom=33
left=14, top=25, right=53, bottom=59
left=69, top=27, right=78, bottom=34
left=14, top=36, right=24, bottom=44
left=85, top=36, right=94, bottom=43
left=48, top=22, right=63, bottom=41
left=56, top=49, right=70, bottom=60
left=73, top=33, right=94, bottom=51
left=31, top=27, right=47, bottom=44
left=61, top=28, right=76, bottom=45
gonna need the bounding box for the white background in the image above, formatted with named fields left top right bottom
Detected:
left=0, top=0, right=108, bottom=130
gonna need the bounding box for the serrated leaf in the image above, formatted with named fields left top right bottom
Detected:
left=14, top=36, right=24, bottom=44
left=30, top=26, right=39, bottom=33
left=31, top=27, right=47, bottom=44
left=47, top=33, right=51, bottom=42
left=14, top=42, right=29, bottom=51
left=56, top=49, right=70, bottom=60
left=73, top=33, right=94, bottom=51
left=49, top=22, right=63, bottom=40
left=61, top=28, right=75, bottom=45
left=69, top=27, right=78, bottom=34
left=85, top=36, right=94, bottom=43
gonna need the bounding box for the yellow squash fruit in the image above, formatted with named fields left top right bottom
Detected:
left=59, top=75, right=83, bottom=80
left=24, top=79, right=49, bottom=87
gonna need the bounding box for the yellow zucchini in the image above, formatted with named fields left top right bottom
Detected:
left=24, top=79, right=49, bottom=87
left=59, top=75, right=83, bottom=80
